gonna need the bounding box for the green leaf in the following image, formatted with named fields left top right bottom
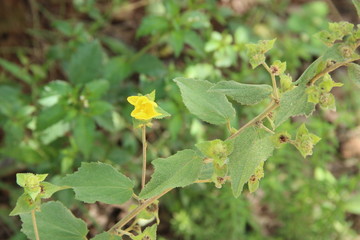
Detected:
left=0, top=58, right=33, bottom=84
left=73, top=115, right=95, bottom=158
left=353, top=0, right=360, bottom=17
left=9, top=193, right=39, bottom=216
left=39, top=121, right=70, bottom=144
left=195, top=139, right=233, bottom=166
left=168, top=31, right=184, bottom=57
left=91, top=232, right=122, bottom=240
left=348, top=63, right=360, bottom=86
left=131, top=224, right=157, bottom=240
left=37, top=104, right=67, bottom=131
left=39, top=182, right=68, bottom=199
left=88, top=100, right=113, bottom=116
left=66, top=41, right=104, bottom=84
left=20, top=201, right=88, bottom=240
left=275, top=86, right=315, bottom=127
left=133, top=54, right=166, bottom=77
left=136, top=16, right=169, bottom=37
left=292, top=124, right=321, bottom=158
left=246, top=39, right=276, bottom=68
left=229, top=128, right=274, bottom=197
left=181, top=11, right=210, bottom=29
left=214, top=46, right=237, bottom=68
left=85, top=80, right=110, bottom=99
left=184, top=30, right=205, bottom=55
left=344, top=194, right=360, bottom=214
left=139, top=150, right=203, bottom=199
left=104, top=57, right=133, bottom=84
left=208, top=81, right=272, bottom=105
left=279, top=74, right=294, bottom=93
left=60, top=162, right=134, bottom=204
left=174, top=78, right=236, bottom=125
left=39, top=81, right=72, bottom=107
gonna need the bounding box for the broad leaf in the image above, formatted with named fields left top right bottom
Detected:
left=91, top=232, right=122, bottom=240
left=348, top=63, right=360, bottom=86
left=208, top=81, right=272, bottom=105
left=73, top=115, right=95, bottom=158
left=60, top=162, right=134, bottom=204
left=140, top=149, right=203, bottom=199
left=174, top=78, right=236, bottom=125
left=275, top=86, right=315, bottom=127
left=21, top=201, right=88, bottom=240
left=229, top=127, right=274, bottom=197
left=133, top=54, right=166, bottom=77
left=85, top=80, right=110, bottom=99
left=104, top=57, right=133, bottom=84
left=10, top=193, right=38, bottom=216
left=66, top=41, right=104, bottom=84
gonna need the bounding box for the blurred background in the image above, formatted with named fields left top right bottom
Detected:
left=0, top=0, right=360, bottom=239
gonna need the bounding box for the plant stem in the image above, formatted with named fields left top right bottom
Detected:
left=227, top=100, right=279, bottom=140
left=108, top=188, right=172, bottom=233
left=309, top=56, right=360, bottom=85
left=141, top=125, right=147, bottom=190
left=31, top=210, right=40, bottom=240
left=262, top=62, right=279, bottom=99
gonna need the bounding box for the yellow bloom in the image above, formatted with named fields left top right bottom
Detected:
left=127, top=95, right=161, bottom=120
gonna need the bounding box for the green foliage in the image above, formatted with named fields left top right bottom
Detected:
left=174, top=78, right=235, bottom=125
left=229, top=127, right=274, bottom=197
left=21, top=201, right=88, bottom=240
left=347, top=63, right=360, bottom=86
left=246, top=39, right=276, bottom=68
left=140, top=150, right=203, bottom=199
left=60, top=162, right=134, bottom=204
left=208, top=81, right=273, bottom=105
left=131, top=225, right=157, bottom=240
left=291, top=124, right=321, bottom=158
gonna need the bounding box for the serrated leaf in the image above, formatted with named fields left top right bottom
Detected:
left=73, top=115, right=95, bottom=158
left=275, top=86, right=315, bottom=127
left=174, top=78, right=235, bottom=125
left=91, top=232, right=122, bottom=240
left=229, top=128, right=274, bottom=197
left=348, top=63, right=360, bottom=86
left=208, top=81, right=272, bottom=105
left=60, top=162, right=134, bottom=204
left=139, top=150, right=203, bottom=199
left=20, top=201, right=88, bottom=240
left=66, top=41, right=104, bottom=84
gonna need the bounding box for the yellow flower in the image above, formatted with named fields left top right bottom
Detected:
left=127, top=95, right=161, bottom=120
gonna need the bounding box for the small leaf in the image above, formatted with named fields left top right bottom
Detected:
left=60, top=162, right=134, bottom=204
left=208, top=81, right=272, bottom=105
left=292, top=124, right=321, bottom=158
left=136, top=16, right=169, bottom=37
left=39, top=182, right=68, bottom=199
left=66, top=40, right=104, bottom=84
left=270, top=60, right=286, bottom=76
left=104, top=57, right=133, bottom=84
left=85, top=80, right=110, bottom=99
left=9, top=193, right=39, bottom=216
left=131, top=224, right=157, bottom=240
left=20, top=201, right=88, bottom=240
left=344, top=194, right=360, bottom=214
left=140, top=149, right=203, bottom=199
left=168, top=30, right=184, bottom=57
left=91, top=232, right=122, bottom=240
left=229, top=128, right=274, bottom=197
left=348, top=63, right=360, bottom=86
left=279, top=74, right=294, bottom=93
left=275, top=86, right=315, bottom=127
left=37, top=104, right=67, bottom=131
left=73, top=115, right=95, bottom=158
left=174, top=78, right=236, bottom=125
left=195, top=139, right=233, bottom=166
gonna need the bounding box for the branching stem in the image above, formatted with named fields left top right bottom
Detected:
left=31, top=210, right=40, bottom=240
left=262, top=62, right=279, bottom=99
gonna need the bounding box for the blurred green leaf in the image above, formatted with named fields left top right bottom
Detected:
left=136, top=16, right=169, bottom=37
left=0, top=58, right=33, bottom=84
left=348, top=63, right=360, bottom=86
left=91, top=232, right=122, bottom=240
left=37, top=104, right=67, bottom=131
left=85, top=80, right=110, bottom=99
left=169, top=31, right=185, bottom=57
left=73, top=115, right=95, bottom=158
left=344, top=194, right=360, bottom=214
left=133, top=54, right=166, bottom=77
left=9, top=194, right=38, bottom=216
left=66, top=41, right=104, bottom=84
left=104, top=57, right=133, bottom=84
left=60, top=162, right=134, bottom=204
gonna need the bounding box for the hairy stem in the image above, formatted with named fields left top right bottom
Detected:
left=309, top=56, right=360, bottom=85
left=108, top=188, right=172, bottom=233
left=141, top=125, right=147, bottom=190
left=262, top=62, right=279, bottom=99
left=227, top=100, right=279, bottom=140
left=31, top=210, right=40, bottom=240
